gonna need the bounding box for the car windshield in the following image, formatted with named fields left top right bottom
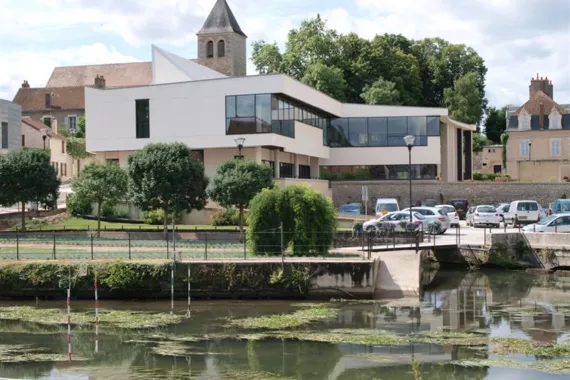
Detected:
left=559, top=200, right=570, bottom=212
left=538, top=215, right=558, bottom=225
left=438, top=206, right=455, bottom=214
left=451, top=201, right=467, bottom=208
left=378, top=203, right=398, bottom=212
left=413, top=212, right=425, bottom=220
left=478, top=206, right=496, bottom=213
left=339, top=205, right=360, bottom=212
left=517, top=202, right=538, bottom=211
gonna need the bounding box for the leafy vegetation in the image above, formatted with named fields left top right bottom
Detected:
left=229, top=307, right=337, bottom=329
left=212, top=207, right=240, bottom=226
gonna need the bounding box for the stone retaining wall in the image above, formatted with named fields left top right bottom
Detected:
left=332, top=181, right=570, bottom=210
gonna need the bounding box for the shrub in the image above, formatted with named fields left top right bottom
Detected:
left=101, top=202, right=117, bottom=217
left=212, top=207, right=240, bottom=226
left=143, top=209, right=182, bottom=225
left=247, top=185, right=337, bottom=256
left=66, top=193, right=92, bottom=216
left=473, top=172, right=485, bottom=181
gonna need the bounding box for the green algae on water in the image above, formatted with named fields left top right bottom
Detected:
left=0, top=344, right=87, bottom=363
left=229, top=307, right=337, bottom=330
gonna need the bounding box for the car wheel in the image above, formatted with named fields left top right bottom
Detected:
left=365, top=226, right=375, bottom=232
left=439, top=229, right=447, bottom=235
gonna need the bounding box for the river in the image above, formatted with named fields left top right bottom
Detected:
left=1, top=270, right=570, bottom=379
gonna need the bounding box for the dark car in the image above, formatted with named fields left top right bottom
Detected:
left=421, top=199, right=438, bottom=207
left=450, top=199, right=469, bottom=220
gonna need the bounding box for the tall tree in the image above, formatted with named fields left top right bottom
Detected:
left=0, top=150, right=59, bottom=231
left=127, top=143, right=208, bottom=235
left=251, top=41, right=282, bottom=74
left=208, top=159, right=274, bottom=236
left=444, top=72, right=483, bottom=125
left=71, top=163, right=128, bottom=234
left=484, top=106, right=507, bottom=144
left=301, top=63, right=347, bottom=101
left=361, top=77, right=401, bottom=105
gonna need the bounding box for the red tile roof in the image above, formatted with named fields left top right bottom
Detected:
left=21, top=118, right=50, bottom=132
left=46, top=62, right=153, bottom=88
left=13, top=86, right=85, bottom=112
left=515, top=90, right=568, bottom=116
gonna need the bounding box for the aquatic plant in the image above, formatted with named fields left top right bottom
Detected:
left=229, top=307, right=337, bottom=329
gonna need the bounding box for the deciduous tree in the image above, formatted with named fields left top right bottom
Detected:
left=484, top=106, right=507, bottom=144
left=361, top=77, right=401, bottom=105
left=0, top=150, right=59, bottom=231
left=444, top=72, right=484, bottom=125
left=208, top=159, right=274, bottom=235
left=301, top=63, right=347, bottom=101
left=127, top=143, right=208, bottom=236
left=71, top=163, right=128, bottom=234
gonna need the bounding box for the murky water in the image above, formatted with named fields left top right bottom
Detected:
left=2, top=270, right=570, bottom=379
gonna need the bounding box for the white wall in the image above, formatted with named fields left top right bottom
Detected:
left=21, top=123, right=44, bottom=149
left=321, top=137, right=441, bottom=166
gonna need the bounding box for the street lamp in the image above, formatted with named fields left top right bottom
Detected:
left=41, top=128, right=49, bottom=151
left=528, top=141, right=532, bottom=161
left=234, top=137, right=245, bottom=159
left=404, top=135, right=416, bottom=224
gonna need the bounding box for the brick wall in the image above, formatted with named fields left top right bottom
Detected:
left=331, top=180, right=570, bottom=210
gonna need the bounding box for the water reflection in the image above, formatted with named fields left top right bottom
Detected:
left=1, top=270, right=570, bottom=379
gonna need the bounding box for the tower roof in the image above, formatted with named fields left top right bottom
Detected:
left=197, top=0, right=247, bottom=38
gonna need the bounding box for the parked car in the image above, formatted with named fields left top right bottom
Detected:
left=363, top=211, right=425, bottom=232
left=550, top=199, right=570, bottom=215
left=375, top=198, right=399, bottom=216
left=338, top=203, right=363, bottom=215
left=465, top=205, right=501, bottom=228
left=435, top=205, right=460, bottom=227
left=503, top=200, right=541, bottom=226
left=539, top=205, right=548, bottom=220
left=402, top=207, right=450, bottom=234
left=495, top=203, right=510, bottom=222
left=450, top=199, right=469, bottom=220
left=421, top=199, right=438, bottom=207
left=522, top=214, right=570, bottom=233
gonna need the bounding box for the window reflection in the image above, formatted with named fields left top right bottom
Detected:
left=321, top=164, right=438, bottom=180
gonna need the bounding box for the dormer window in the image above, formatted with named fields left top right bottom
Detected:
left=550, top=107, right=562, bottom=130
left=218, top=40, right=225, bottom=57
left=518, top=110, right=531, bottom=131
left=207, top=41, right=214, bottom=58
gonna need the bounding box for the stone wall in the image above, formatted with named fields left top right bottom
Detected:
left=332, top=180, right=570, bottom=210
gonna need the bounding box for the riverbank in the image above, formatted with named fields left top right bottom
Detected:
left=0, top=261, right=374, bottom=300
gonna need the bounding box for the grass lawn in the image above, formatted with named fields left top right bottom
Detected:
left=15, top=217, right=242, bottom=232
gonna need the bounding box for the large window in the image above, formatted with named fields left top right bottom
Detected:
left=299, top=165, right=311, bottom=179
left=321, top=164, right=438, bottom=180
left=520, top=140, right=529, bottom=157
left=1, top=122, right=7, bottom=149
left=551, top=139, right=561, bottom=157
left=280, top=162, right=294, bottom=178
left=206, top=41, right=214, bottom=58
left=217, top=40, right=225, bottom=57
left=135, top=99, right=150, bottom=139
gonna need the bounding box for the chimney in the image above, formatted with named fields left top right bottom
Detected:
left=21, top=80, right=30, bottom=88
left=94, top=75, right=106, bottom=89
left=529, top=73, right=554, bottom=100
left=539, top=102, right=545, bottom=130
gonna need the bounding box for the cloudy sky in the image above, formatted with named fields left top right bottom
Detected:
left=1, top=0, right=569, bottom=107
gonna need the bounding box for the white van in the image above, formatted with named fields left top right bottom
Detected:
left=504, top=200, right=541, bottom=226
left=375, top=198, right=399, bottom=216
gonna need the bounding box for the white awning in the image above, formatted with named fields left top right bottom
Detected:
left=441, top=115, right=477, bottom=131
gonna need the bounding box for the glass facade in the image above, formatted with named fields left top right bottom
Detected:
left=328, top=116, right=439, bottom=147
left=321, top=165, right=438, bottom=181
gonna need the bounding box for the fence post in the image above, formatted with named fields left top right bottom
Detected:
left=53, top=232, right=56, bottom=260
left=128, top=233, right=131, bottom=260
left=280, top=222, right=284, bottom=269
left=243, top=234, right=247, bottom=259
left=91, top=234, right=94, bottom=260
left=16, top=234, right=19, bottom=261
left=204, top=231, right=208, bottom=260
left=166, top=232, right=169, bottom=260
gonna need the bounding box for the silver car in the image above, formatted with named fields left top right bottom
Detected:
left=402, top=207, right=451, bottom=234
left=436, top=205, right=460, bottom=227
left=466, top=205, right=501, bottom=228
left=363, top=211, right=425, bottom=232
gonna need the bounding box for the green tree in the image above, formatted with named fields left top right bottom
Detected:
left=208, top=159, right=274, bottom=235
left=361, top=77, right=401, bottom=105
left=71, top=163, right=128, bottom=234
left=247, top=185, right=336, bottom=256
left=66, top=137, right=89, bottom=160
left=473, top=132, right=490, bottom=154
left=484, top=106, right=507, bottom=144
left=301, top=63, right=347, bottom=101
left=127, top=143, right=208, bottom=235
left=75, top=114, right=86, bottom=138
left=251, top=41, right=283, bottom=74
left=0, top=149, right=59, bottom=231
left=444, top=72, right=483, bottom=125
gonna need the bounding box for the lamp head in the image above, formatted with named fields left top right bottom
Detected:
left=234, top=137, right=245, bottom=148
left=403, top=135, right=415, bottom=147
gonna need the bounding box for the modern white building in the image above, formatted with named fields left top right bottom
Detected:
left=85, top=0, right=476, bottom=193
left=0, top=99, right=22, bottom=156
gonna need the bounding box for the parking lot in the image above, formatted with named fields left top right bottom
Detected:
left=424, top=220, right=525, bottom=246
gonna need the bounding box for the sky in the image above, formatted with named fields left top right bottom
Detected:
left=1, top=0, right=569, bottom=107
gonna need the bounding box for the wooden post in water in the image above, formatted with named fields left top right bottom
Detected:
left=94, top=269, right=99, bottom=354
left=67, top=266, right=72, bottom=361
left=186, top=264, right=191, bottom=318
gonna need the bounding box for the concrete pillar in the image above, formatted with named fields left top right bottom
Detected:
left=311, top=157, right=319, bottom=179
left=254, top=147, right=263, bottom=163
left=274, top=150, right=280, bottom=178
left=293, top=154, right=299, bottom=178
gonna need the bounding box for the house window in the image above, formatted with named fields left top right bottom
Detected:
left=135, top=99, right=150, bottom=139
left=207, top=41, right=214, bottom=58
left=53, top=162, right=58, bottom=175
left=551, top=139, right=561, bottom=157
left=218, top=40, right=225, bottom=57
left=42, top=116, right=52, bottom=128
left=520, top=140, right=530, bottom=157
left=106, top=159, right=119, bottom=165
left=45, top=93, right=51, bottom=109
left=60, top=163, right=64, bottom=176
left=67, top=115, right=77, bottom=132
left=1, top=122, right=7, bottom=149
left=21, top=134, right=25, bottom=147
left=299, top=165, right=311, bottom=179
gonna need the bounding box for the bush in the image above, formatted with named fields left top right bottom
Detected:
left=212, top=207, right=240, bottom=226
left=66, top=193, right=92, bottom=216
left=143, top=209, right=182, bottom=225
left=473, top=172, right=485, bottom=181
left=247, top=185, right=337, bottom=257
left=101, top=202, right=116, bottom=217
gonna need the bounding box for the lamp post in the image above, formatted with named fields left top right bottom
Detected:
left=41, top=128, right=49, bottom=151
left=234, top=137, right=245, bottom=159
left=528, top=141, right=532, bottom=161
left=404, top=135, right=416, bottom=224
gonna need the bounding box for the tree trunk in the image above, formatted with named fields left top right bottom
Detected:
left=21, top=201, right=26, bottom=232
left=238, top=205, right=244, bottom=241
left=163, top=207, right=169, bottom=240
left=97, top=202, right=102, bottom=237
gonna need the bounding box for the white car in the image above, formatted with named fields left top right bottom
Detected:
left=363, top=211, right=425, bottom=232
left=436, top=205, right=460, bottom=227
left=466, top=205, right=501, bottom=228
left=522, top=214, right=570, bottom=233
left=504, top=200, right=541, bottom=226
left=402, top=207, right=451, bottom=234
left=375, top=198, right=400, bottom=217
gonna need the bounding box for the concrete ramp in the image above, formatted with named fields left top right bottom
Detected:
left=373, top=250, right=420, bottom=298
